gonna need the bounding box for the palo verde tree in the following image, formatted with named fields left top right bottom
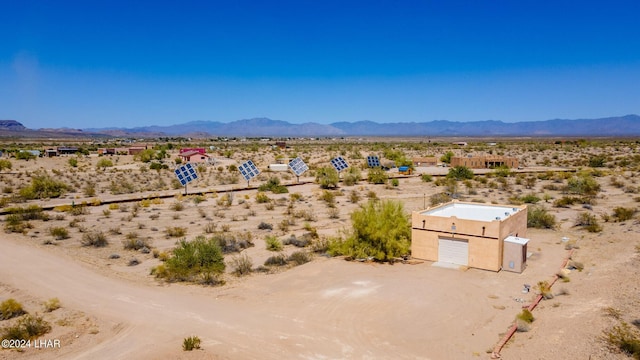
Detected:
left=446, top=165, right=474, bottom=181
left=328, top=199, right=411, bottom=261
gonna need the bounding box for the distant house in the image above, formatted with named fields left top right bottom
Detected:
left=412, top=156, right=438, bottom=167
left=180, top=148, right=206, bottom=155
left=179, top=151, right=209, bottom=163
left=45, top=149, right=58, bottom=157
left=128, top=146, right=147, bottom=156
left=57, top=146, right=78, bottom=155
left=451, top=155, right=519, bottom=169
left=275, top=141, right=287, bottom=149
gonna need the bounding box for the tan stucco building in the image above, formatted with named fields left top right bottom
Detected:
left=450, top=155, right=519, bottom=169
left=411, top=201, right=528, bottom=272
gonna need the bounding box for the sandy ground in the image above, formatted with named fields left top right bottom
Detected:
left=1, top=142, right=639, bottom=359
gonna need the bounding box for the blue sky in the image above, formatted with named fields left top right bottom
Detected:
left=1, top=1, right=639, bottom=129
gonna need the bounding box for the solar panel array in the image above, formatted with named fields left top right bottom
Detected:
left=367, top=155, right=381, bottom=168
left=239, top=160, right=260, bottom=182
left=288, top=157, right=309, bottom=176
left=174, top=163, right=198, bottom=186
left=330, top=156, right=349, bottom=172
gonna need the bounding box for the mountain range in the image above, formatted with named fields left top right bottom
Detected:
left=2, top=115, right=640, bottom=138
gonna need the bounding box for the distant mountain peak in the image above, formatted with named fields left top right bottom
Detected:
left=0, top=120, right=26, bottom=131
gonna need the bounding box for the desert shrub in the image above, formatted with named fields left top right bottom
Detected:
left=613, top=207, right=636, bottom=222
left=515, top=309, right=535, bottom=332
left=328, top=208, right=340, bottom=219
left=258, top=222, right=273, bottom=230
left=170, top=201, right=185, bottom=211
left=319, top=190, right=336, bottom=207
left=256, top=192, right=271, bottom=203
left=421, top=174, right=433, bottom=182
left=231, top=253, right=253, bottom=276
left=535, top=280, right=554, bottom=299
left=565, top=174, right=601, bottom=196
left=204, top=222, right=217, bottom=233
left=390, top=178, right=400, bottom=187
left=20, top=172, right=71, bottom=200
left=165, top=226, right=187, bottom=237
left=258, top=177, right=288, bottom=194
left=0, top=159, right=12, bottom=170
left=440, top=151, right=454, bottom=164
left=157, top=236, right=225, bottom=283
left=214, top=233, right=254, bottom=253
left=575, top=212, right=602, bottom=232
left=342, top=167, right=361, bottom=186
left=349, top=190, right=361, bottom=203
left=430, top=192, right=451, bottom=206
left=328, top=200, right=410, bottom=261
left=588, top=155, right=607, bottom=168
left=604, top=322, right=640, bottom=358
left=367, top=168, right=388, bottom=184
left=290, top=192, right=303, bottom=201
left=1, top=314, right=51, bottom=341
left=315, top=166, right=339, bottom=189
left=82, top=231, right=108, bottom=247
left=0, top=299, right=26, bottom=320
left=42, top=298, right=61, bottom=313
left=265, top=235, right=283, bottom=251
left=282, top=235, right=310, bottom=248
left=123, top=234, right=150, bottom=251
left=447, top=166, right=474, bottom=180
left=96, top=158, right=113, bottom=169
left=288, top=251, right=313, bottom=265
left=182, top=336, right=201, bottom=351
left=49, top=226, right=70, bottom=240
left=6, top=205, right=47, bottom=221
left=264, top=254, right=287, bottom=266
left=527, top=206, right=556, bottom=229
left=520, top=194, right=541, bottom=204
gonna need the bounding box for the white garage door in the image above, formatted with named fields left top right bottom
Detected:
left=438, top=237, right=469, bottom=266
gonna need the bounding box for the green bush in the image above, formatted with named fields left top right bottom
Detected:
left=440, top=151, right=454, bottom=164
left=575, top=212, right=602, bottom=232
left=527, top=206, right=556, bottom=229
left=566, top=175, right=601, bottom=196
left=165, top=226, right=187, bottom=237
left=258, top=177, right=289, bottom=194
left=49, top=226, right=70, bottom=240
left=447, top=166, right=474, bottom=180
left=604, top=322, right=640, bottom=358
left=19, top=173, right=69, bottom=200
left=319, top=190, right=336, bottom=207
left=255, top=192, right=271, bottom=204
left=43, top=298, right=61, bottom=313
left=96, top=158, right=113, bottom=169
left=342, top=167, right=361, bottom=186
left=265, top=235, right=283, bottom=251
left=516, top=308, right=534, bottom=323
left=421, top=174, right=433, bottom=182
left=520, top=194, right=541, bottom=204
left=81, top=231, right=109, bottom=247
left=1, top=314, right=51, bottom=341
left=391, top=178, right=400, bottom=187
left=123, top=234, right=150, bottom=251
left=315, top=167, right=339, bottom=189
left=0, top=299, right=26, bottom=320
left=157, top=236, right=225, bottom=284
left=182, top=336, right=201, bottom=351
left=367, top=168, right=388, bottom=184
left=3, top=214, right=33, bottom=234
left=328, top=200, right=410, bottom=261
left=0, top=159, right=12, bottom=170
left=613, top=207, right=636, bottom=222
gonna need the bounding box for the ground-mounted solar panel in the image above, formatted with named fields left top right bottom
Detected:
left=288, top=157, right=309, bottom=182
left=174, top=163, right=199, bottom=194
left=330, top=156, right=349, bottom=172
left=288, top=157, right=309, bottom=176
left=367, top=155, right=381, bottom=168
left=239, top=160, right=260, bottom=185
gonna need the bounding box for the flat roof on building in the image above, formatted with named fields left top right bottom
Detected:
left=420, top=202, right=523, bottom=222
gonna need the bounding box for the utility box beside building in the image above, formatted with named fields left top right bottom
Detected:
left=502, top=236, right=529, bottom=273
left=411, top=201, right=528, bottom=272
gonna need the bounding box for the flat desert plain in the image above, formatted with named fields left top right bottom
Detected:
left=0, top=139, right=639, bottom=359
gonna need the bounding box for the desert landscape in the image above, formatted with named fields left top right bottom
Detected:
left=1, top=137, right=639, bottom=359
